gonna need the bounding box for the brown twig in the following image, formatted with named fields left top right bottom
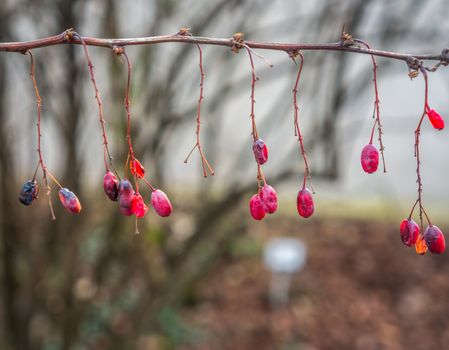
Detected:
left=291, top=51, right=313, bottom=192
left=27, top=50, right=56, bottom=220
left=184, top=44, right=215, bottom=177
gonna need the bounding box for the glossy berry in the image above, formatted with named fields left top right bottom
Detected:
left=249, top=194, right=265, bottom=221
left=151, top=189, right=173, bottom=217
left=399, top=219, right=419, bottom=247
left=426, top=108, right=444, bottom=130
left=103, top=171, right=119, bottom=201
left=19, top=180, right=39, bottom=206
left=360, top=144, right=379, bottom=174
left=297, top=188, right=314, bottom=218
left=131, top=193, right=148, bottom=218
left=58, top=188, right=81, bottom=214
left=260, top=184, right=278, bottom=214
left=252, top=139, right=268, bottom=165
left=423, top=225, right=446, bottom=254
left=118, top=179, right=135, bottom=216
left=415, top=234, right=428, bottom=255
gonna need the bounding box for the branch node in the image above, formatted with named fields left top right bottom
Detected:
left=231, top=32, right=244, bottom=53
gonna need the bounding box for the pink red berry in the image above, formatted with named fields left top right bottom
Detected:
left=260, top=184, right=278, bottom=214
left=360, top=144, right=379, bottom=174
left=252, top=139, right=268, bottom=165
left=249, top=194, right=265, bottom=220
left=19, top=180, right=39, bottom=206
left=118, top=179, right=135, bottom=216
left=131, top=193, right=148, bottom=218
left=151, top=189, right=173, bottom=217
left=399, top=219, right=419, bottom=247
left=297, top=188, right=314, bottom=218
left=426, top=108, right=444, bottom=130
left=58, top=188, right=81, bottom=214
left=103, top=171, right=119, bottom=201
left=424, top=225, right=446, bottom=254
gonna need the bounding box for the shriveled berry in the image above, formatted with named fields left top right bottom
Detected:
left=399, top=219, right=419, bottom=247
left=130, top=158, right=145, bottom=178
left=415, top=234, right=428, bottom=255
left=103, top=171, right=119, bottom=201
left=19, top=180, right=39, bottom=206
left=252, top=139, right=268, bottom=165
left=151, top=189, right=173, bottom=217
left=58, top=188, right=81, bottom=214
left=297, top=188, right=314, bottom=218
left=424, top=225, right=446, bottom=254
left=118, top=179, right=135, bottom=216
left=131, top=193, right=149, bottom=218
left=360, top=144, right=379, bottom=174
left=249, top=194, right=265, bottom=220
left=260, top=184, right=278, bottom=214
left=426, top=108, right=444, bottom=130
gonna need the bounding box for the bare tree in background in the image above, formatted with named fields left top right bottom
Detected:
left=0, top=0, right=445, bottom=348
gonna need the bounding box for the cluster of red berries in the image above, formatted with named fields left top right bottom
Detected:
left=361, top=105, right=446, bottom=255
left=103, top=165, right=172, bottom=219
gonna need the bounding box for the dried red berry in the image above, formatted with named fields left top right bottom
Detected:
left=58, top=188, right=81, bottom=214
left=131, top=193, right=149, bottom=218
left=415, top=234, right=427, bottom=255
left=103, top=171, right=119, bottom=201
left=130, top=158, right=145, bottom=178
left=424, top=225, right=446, bottom=254
left=399, top=219, right=419, bottom=247
left=19, top=180, right=39, bottom=206
left=151, top=189, right=173, bottom=217
left=249, top=193, right=265, bottom=220
left=426, top=108, right=444, bottom=130
left=118, top=179, right=135, bottom=216
left=360, top=144, right=379, bottom=174
left=297, top=188, right=314, bottom=218
left=260, top=184, right=278, bottom=214
left=252, top=139, right=268, bottom=165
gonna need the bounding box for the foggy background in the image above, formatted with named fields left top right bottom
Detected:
left=1, top=0, right=449, bottom=349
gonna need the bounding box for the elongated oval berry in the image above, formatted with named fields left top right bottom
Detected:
left=252, top=139, right=268, bottom=165
left=415, top=234, right=428, bottom=255
left=399, top=219, right=420, bottom=247
left=151, top=189, right=173, bottom=217
left=360, top=144, right=379, bottom=174
left=249, top=194, right=265, bottom=221
left=118, top=179, right=135, bottom=216
left=131, top=193, right=149, bottom=218
left=58, top=188, right=81, bottom=214
left=423, top=225, right=446, bottom=254
left=19, top=180, right=39, bottom=206
left=103, top=171, right=119, bottom=201
left=297, top=188, right=314, bottom=218
left=260, top=184, right=278, bottom=214
left=426, top=108, right=444, bottom=130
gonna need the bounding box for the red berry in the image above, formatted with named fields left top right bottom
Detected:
left=131, top=193, right=149, bottom=218
left=360, top=144, right=379, bottom=174
left=424, top=225, right=446, bottom=254
left=103, top=171, right=119, bottom=201
left=249, top=194, right=265, bottom=220
left=297, top=188, right=314, bottom=218
left=252, top=139, right=268, bottom=165
left=260, top=184, right=278, bottom=214
left=118, top=179, right=135, bottom=216
left=399, top=219, right=419, bottom=247
left=58, top=188, right=82, bottom=214
left=426, top=108, right=444, bottom=130
left=151, top=189, right=173, bottom=217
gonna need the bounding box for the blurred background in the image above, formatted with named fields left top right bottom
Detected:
left=1, top=0, right=449, bottom=349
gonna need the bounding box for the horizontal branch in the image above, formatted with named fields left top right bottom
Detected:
left=0, top=29, right=448, bottom=66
